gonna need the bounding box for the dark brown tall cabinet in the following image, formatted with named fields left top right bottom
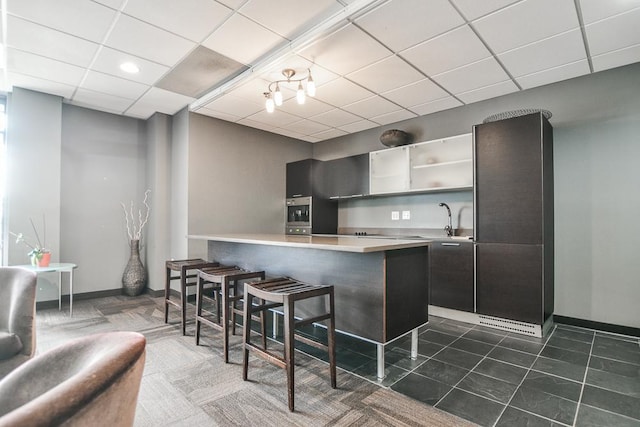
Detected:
left=473, top=112, right=554, bottom=330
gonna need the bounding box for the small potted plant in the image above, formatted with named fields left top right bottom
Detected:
left=10, top=216, right=50, bottom=267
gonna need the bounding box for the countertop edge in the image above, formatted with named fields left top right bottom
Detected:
left=188, top=234, right=431, bottom=253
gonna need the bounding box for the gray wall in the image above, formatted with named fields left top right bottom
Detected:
left=60, top=104, right=147, bottom=294
left=314, top=62, right=640, bottom=329
left=185, top=112, right=312, bottom=259
left=6, top=88, right=62, bottom=301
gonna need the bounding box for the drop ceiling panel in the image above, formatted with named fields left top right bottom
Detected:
left=472, top=0, right=579, bottom=54
left=195, top=107, right=242, bottom=123
left=342, top=96, right=402, bottom=118
left=7, top=49, right=86, bottom=87
left=236, top=118, right=279, bottom=133
left=592, top=44, right=640, bottom=72
left=194, top=93, right=263, bottom=118
left=433, top=57, right=510, bottom=94
left=311, top=128, right=347, bottom=140
left=450, top=0, right=520, bottom=21
left=356, top=0, right=464, bottom=52
left=286, top=119, right=331, bottom=135
left=202, top=14, right=286, bottom=65
left=310, top=108, right=361, bottom=127
left=298, top=24, right=392, bottom=75
left=313, top=77, right=374, bottom=107
left=277, top=97, right=334, bottom=117
left=7, top=72, right=76, bottom=99
left=499, top=29, right=586, bottom=77
left=126, top=87, right=195, bottom=117
left=90, top=47, right=170, bottom=85
left=123, top=0, right=233, bottom=43
left=578, top=0, right=640, bottom=24
left=401, top=25, right=491, bottom=76
left=339, top=119, right=379, bottom=133
left=71, top=88, right=135, bottom=114
left=382, top=79, right=449, bottom=108
left=93, top=0, right=126, bottom=9
left=370, top=109, right=417, bottom=126
left=409, top=96, right=463, bottom=116
left=7, top=0, right=116, bottom=43
left=347, top=55, right=424, bottom=93
left=585, top=8, right=640, bottom=55
left=246, top=109, right=302, bottom=128
left=7, top=16, right=99, bottom=68
left=456, top=80, right=518, bottom=104
left=239, top=0, right=341, bottom=39
left=81, top=71, right=150, bottom=100
left=105, top=14, right=196, bottom=66
left=516, top=59, right=590, bottom=89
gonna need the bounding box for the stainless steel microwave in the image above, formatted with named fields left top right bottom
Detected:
left=286, top=197, right=311, bottom=235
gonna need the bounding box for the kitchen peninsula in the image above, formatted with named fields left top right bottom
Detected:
left=188, top=233, right=430, bottom=379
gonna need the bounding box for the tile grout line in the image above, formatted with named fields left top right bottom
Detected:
left=571, top=331, right=596, bottom=426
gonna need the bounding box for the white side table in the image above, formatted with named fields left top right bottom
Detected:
left=17, top=263, right=77, bottom=316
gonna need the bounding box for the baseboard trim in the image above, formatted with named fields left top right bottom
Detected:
left=554, top=315, right=640, bottom=338
left=36, top=288, right=165, bottom=310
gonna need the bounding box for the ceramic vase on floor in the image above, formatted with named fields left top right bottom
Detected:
left=122, top=240, right=147, bottom=296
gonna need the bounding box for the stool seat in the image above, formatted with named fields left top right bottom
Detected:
left=164, top=258, right=219, bottom=335
left=242, top=277, right=336, bottom=412
left=195, top=266, right=266, bottom=362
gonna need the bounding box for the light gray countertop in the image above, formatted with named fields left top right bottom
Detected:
left=188, top=233, right=432, bottom=253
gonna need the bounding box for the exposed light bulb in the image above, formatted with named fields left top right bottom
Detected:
left=265, top=95, right=275, bottom=113
left=274, top=83, right=283, bottom=106
left=296, top=81, right=305, bottom=104
left=306, top=72, right=316, bottom=97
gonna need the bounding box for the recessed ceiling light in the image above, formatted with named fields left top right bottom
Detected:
left=120, top=62, right=139, bottom=74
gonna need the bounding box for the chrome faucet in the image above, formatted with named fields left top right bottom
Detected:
left=438, top=203, right=453, bottom=237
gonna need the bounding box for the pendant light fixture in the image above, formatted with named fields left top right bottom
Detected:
left=264, top=68, right=316, bottom=112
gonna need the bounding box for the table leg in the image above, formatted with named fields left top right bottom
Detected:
left=69, top=270, right=74, bottom=317
left=58, top=271, right=62, bottom=311
left=410, top=328, right=419, bottom=360
left=376, top=343, right=385, bottom=380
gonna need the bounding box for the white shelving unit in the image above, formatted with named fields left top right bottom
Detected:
left=369, top=133, right=472, bottom=195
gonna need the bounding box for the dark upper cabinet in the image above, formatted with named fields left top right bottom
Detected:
left=474, top=113, right=553, bottom=245
left=286, top=159, right=324, bottom=198
left=322, top=154, right=369, bottom=199
left=429, top=241, right=474, bottom=312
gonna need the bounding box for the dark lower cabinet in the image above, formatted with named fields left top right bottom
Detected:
left=430, top=241, right=474, bottom=312
left=475, top=243, right=544, bottom=324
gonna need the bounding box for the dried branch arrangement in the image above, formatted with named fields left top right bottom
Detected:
left=121, top=189, right=151, bottom=241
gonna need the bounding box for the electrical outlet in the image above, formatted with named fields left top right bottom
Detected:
left=402, top=210, right=411, bottom=220
left=391, top=211, right=400, bottom=220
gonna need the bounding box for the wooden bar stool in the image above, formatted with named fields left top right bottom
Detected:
left=242, top=277, right=336, bottom=412
left=165, top=258, right=218, bottom=335
left=195, top=266, right=267, bottom=363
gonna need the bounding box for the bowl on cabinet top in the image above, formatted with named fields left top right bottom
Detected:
left=379, top=129, right=411, bottom=147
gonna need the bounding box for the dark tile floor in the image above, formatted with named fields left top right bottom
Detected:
left=292, top=315, right=640, bottom=427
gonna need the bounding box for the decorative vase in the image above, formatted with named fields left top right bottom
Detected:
left=37, top=252, right=51, bottom=267
left=122, top=240, right=147, bottom=296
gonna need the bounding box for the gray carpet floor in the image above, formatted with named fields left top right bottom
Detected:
left=35, top=294, right=474, bottom=426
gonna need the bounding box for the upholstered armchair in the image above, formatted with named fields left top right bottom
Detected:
left=0, top=331, right=146, bottom=427
left=0, top=267, right=37, bottom=379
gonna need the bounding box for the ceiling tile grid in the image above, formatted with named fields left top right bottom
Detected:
left=1, top=0, right=639, bottom=142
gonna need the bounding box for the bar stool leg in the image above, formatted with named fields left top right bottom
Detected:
left=180, top=265, right=189, bottom=335
left=242, top=291, right=252, bottom=381
left=284, top=297, right=295, bottom=412
left=164, top=266, right=171, bottom=323
left=195, top=274, right=204, bottom=346
left=222, top=277, right=231, bottom=363
left=328, top=288, right=337, bottom=388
